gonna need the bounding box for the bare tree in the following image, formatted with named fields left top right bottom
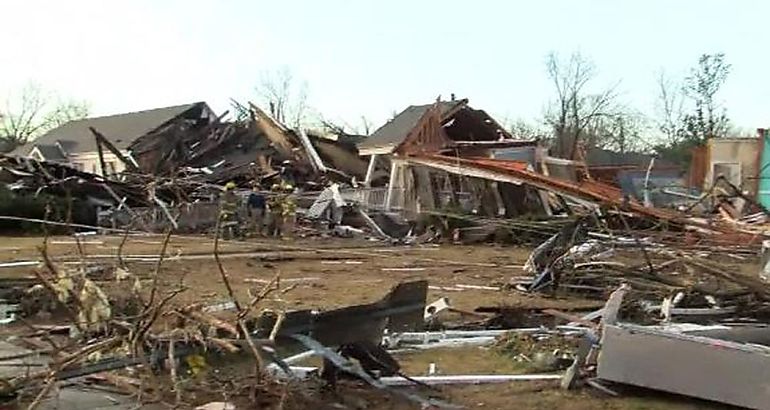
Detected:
left=324, top=116, right=372, bottom=136
left=505, top=118, right=547, bottom=140
left=585, top=111, right=649, bottom=154
left=0, top=83, right=89, bottom=149
left=320, top=115, right=374, bottom=136
left=358, top=116, right=373, bottom=136
left=655, top=70, right=686, bottom=145
left=544, top=52, right=620, bottom=159
left=255, top=67, right=309, bottom=129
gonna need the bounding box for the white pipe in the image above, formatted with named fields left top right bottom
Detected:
left=265, top=351, right=317, bottom=375
left=153, top=196, right=178, bottom=230
left=454, top=284, right=500, bottom=291
left=0, top=261, right=39, bottom=268
left=388, top=327, right=587, bottom=341
left=282, top=350, right=316, bottom=365
left=380, top=374, right=562, bottom=386
left=358, top=208, right=391, bottom=239
left=643, top=157, right=655, bottom=208
left=393, top=337, right=496, bottom=350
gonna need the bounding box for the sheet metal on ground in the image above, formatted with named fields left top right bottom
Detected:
left=597, top=323, right=770, bottom=410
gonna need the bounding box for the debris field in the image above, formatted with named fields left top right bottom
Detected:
left=1, top=98, right=769, bottom=409
left=0, top=232, right=757, bottom=410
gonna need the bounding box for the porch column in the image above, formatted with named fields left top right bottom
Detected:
left=385, top=159, right=401, bottom=211
left=364, top=154, right=378, bottom=186
left=363, top=154, right=378, bottom=208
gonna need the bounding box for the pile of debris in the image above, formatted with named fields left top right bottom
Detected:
left=5, top=96, right=770, bottom=409
left=0, top=101, right=375, bottom=234
left=0, top=232, right=446, bottom=408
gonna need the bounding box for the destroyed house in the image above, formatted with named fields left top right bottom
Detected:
left=354, top=98, right=700, bottom=230
left=357, top=98, right=542, bottom=216
left=11, top=102, right=215, bottom=176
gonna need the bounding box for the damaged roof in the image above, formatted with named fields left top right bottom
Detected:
left=12, top=102, right=210, bottom=157
left=358, top=100, right=465, bottom=154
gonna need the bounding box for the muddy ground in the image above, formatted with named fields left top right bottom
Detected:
left=0, top=234, right=736, bottom=409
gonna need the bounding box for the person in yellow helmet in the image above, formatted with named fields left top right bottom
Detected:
left=219, top=182, right=240, bottom=238
left=266, top=183, right=283, bottom=237
left=280, top=182, right=296, bottom=239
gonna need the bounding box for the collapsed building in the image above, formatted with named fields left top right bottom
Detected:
left=350, top=98, right=770, bottom=246
left=2, top=101, right=369, bottom=230
left=11, top=102, right=217, bottom=176
left=4, top=96, right=766, bottom=239
left=357, top=98, right=543, bottom=219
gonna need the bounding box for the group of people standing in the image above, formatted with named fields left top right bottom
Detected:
left=219, top=180, right=297, bottom=239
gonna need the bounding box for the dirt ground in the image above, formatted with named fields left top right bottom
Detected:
left=0, top=234, right=736, bottom=409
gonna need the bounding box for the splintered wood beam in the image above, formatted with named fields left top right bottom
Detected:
left=95, top=134, right=108, bottom=177
left=89, top=127, right=139, bottom=172
left=248, top=102, right=295, bottom=157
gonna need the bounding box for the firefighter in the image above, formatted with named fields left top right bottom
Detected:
left=267, top=183, right=283, bottom=237
left=280, top=181, right=296, bottom=239
left=219, top=182, right=240, bottom=238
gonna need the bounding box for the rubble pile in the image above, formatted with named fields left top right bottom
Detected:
left=2, top=97, right=770, bottom=409
left=0, top=249, right=456, bottom=409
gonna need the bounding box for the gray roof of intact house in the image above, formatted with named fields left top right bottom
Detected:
left=358, top=101, right=463, bottom=152
left=12, top=102, right=206, bottom=157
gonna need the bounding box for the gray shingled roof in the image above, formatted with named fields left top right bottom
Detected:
left=32, top=144, right=67, bottom=161
left=12, top=102, right=206, bottom=157
left=358, top=101, right=463, bottom=152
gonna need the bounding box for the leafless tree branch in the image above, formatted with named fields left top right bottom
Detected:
left=0, top=83, right=89, bottom=149
left=544, top=52, right=640, bottom=157
left=255, top=67, right=310, bottom=129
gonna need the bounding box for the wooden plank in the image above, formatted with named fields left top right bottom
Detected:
left=90, top=127, right=140, bottom=173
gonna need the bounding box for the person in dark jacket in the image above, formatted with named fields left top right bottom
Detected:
left=247, top=184, right=267, bottom=236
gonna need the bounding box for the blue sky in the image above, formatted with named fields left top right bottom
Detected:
left=1, top=0, right=767, bottom=133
